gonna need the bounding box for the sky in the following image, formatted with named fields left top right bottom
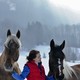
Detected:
left=0, top=0, right=80, bottom=26
left=48, top=0, right=80, bottom=13
left=0, top=0, right=16, bottom=11
left=1, top=0, right=80, bottom=13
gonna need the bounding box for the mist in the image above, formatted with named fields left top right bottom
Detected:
left=0, top=0, right=80, bottom=61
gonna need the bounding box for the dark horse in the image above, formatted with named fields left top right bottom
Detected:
left=48, top=39, right=80, bottom=80
left=0, top=29, right=21, bottom=80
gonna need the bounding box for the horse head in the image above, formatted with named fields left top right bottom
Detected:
left=3, top=29, right=21, bottom=72
left=48, top=39, right=65, bottom=80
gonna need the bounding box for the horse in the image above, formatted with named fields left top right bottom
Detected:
left=0, top=29, right=21, bottom=80
left=48, top=39, right=80, bottom=80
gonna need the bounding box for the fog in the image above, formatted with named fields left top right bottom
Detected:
left=0, top=0, right=80, bottom=27
left=0, top=0, right=80, bottom=61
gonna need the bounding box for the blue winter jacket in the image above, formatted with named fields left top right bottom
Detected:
left=12, top=65, right=54, bottom=80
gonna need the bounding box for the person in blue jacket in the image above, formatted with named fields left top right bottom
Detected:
left=12, top=50, right=54, bottom=80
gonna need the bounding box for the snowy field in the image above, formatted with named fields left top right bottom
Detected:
left=1, top=45, right=80, bottom=80
left=18, top=54, right=80, bottom=75
left=18, top=45, right=80, bottom=75
left=18, top=45, right=50, bottom=75
left=18, top=55, right=49, bottom=75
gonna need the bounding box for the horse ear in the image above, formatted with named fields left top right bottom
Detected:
left=16, top=30, right=20, bottom=38
left=50, top=39, right=55, bottom=49
left=7, top=29, right=11, bottom=37
left=60, top=40, right=65, bottom=50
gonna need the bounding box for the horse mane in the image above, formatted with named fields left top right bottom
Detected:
left=4, top=34, right=21, bottom=48
left=63, top=59, right=78, bottom=79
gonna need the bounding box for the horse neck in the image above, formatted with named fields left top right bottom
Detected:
left=0, top=50, right=6, bottom=66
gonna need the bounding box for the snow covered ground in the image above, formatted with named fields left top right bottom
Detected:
left=18, top=55, right=49, bottom=75
left=18, top=54, right=80, bottom=75
left=18, top=45, right=80, bottom=75
left=18, top=51, right=80, bottom=80
left=1, top=45, right=80, bottom=80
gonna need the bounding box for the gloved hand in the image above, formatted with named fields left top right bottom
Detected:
left=12, top=72, right=24, bottom=80
left=46, top=75, right=55, bottom=80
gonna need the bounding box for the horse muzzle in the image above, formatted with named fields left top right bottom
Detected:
left=4, top=59, right=13, bottom=72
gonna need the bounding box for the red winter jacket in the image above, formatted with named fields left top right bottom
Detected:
left=25, top=60, right=46, bottom=80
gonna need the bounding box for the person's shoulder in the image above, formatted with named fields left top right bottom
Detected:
left=25, top=61, right=32, bottom=68
left=23, top=65, right=30, bottom=72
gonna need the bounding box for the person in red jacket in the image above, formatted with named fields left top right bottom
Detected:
left=12, top=50, right=54, bottom=80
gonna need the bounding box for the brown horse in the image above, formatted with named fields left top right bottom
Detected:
left=0, top=29, right=21, bottom=80
left=48, top=39, right=80, bottom=80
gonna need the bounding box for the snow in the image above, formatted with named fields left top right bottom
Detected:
left=18, top=45, right=80, bottom=75
left=18, top=55, right=49, bottom=75
left=0, top=45, right=80, bottom=80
